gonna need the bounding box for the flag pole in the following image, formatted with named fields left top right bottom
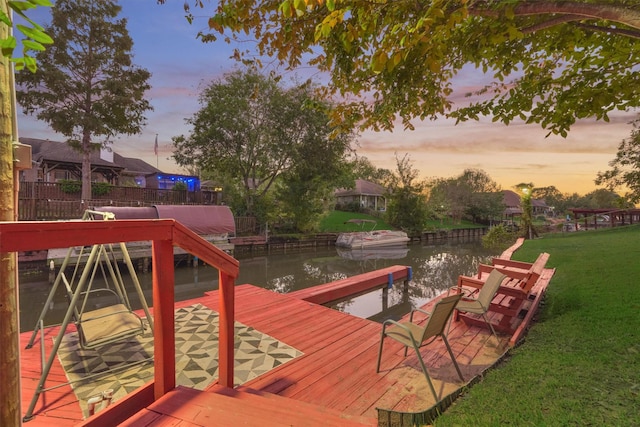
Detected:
left=154, top=134, right=159, bottom=169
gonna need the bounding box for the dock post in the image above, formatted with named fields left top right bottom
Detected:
left=404, top=266, right=412, bottom=293
left=48, top=259, right=55, bottom=283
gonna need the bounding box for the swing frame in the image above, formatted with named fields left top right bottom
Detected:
left=23, top=210, right=154, bottom=421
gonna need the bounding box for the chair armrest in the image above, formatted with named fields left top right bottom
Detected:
left=409, top=307, right=431, bottom=322
left=382, top=319, right=404, bottom=328
left=457, top=275, right=484, bottom=290
left=478, top=264, right=494, bottom=276
left=491, top=258, right=534, bottom=269
left=382, top=319, right=413, bottom=336
left=448, top=286, right=473, bottom=298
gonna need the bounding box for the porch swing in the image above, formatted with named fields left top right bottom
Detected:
left=23, top=210, right=155, bottom=422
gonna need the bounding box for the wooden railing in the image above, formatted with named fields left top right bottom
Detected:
left=0, top=219, right=239, bottom=426
left=19, top=182, right=220, bottom=206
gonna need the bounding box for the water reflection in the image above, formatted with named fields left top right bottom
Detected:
left=18, top=240, right=497, bottom=332
left=235, top=240, right=496, bottom=321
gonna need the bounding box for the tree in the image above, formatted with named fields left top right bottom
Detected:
left=515, top=182, right=537, bottom=239
left=172, top=68, right=355, bottom=227
left=349, top=155, right=393, bottom=185
left=385, top=153, right=429, bottom=236
left=458, top=169, right=504, bottom=224
left=596, top=123, right=640, bottom=204
left=427, top=177, right=468, bottom=224
left=532, top=185, right=564, bottom=216
left=276, top=135, right=353, bottom=233
left=427, top=169, right=503, bottom=224
left=178, top=1, right=640, bottom=137
left=1, top=2, right=51, bottom=425
left=582, top=188, right=631, bottom=209
left=16, top=0, right=152, bottom=201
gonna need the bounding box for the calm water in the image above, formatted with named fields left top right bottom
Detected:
left=18, top=240, right=497, bottom=333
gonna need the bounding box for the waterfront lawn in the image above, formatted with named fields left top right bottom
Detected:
left=319, top=211, right=395, bottom=232
left=435, top=225, right=640, bottom=426
left=319, top=210, right=481, bottom=232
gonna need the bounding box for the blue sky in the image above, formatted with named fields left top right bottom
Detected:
left=16, top=1, right=637, bottom=195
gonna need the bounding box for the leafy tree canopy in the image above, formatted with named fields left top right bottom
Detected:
left=427, top=168, right=503, bottom=223
left=0, top=0, right=53, bottom=71
left=384, top=153, right=429, bottom=235
left=172, top=67, right=355, bottom=226
left=176, top=0, right=640, bottom=137
left=596, top=122, right=640, bottom=203
left=348, top=155, right=393, bottom=185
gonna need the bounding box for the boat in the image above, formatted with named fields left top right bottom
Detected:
left=335, top=219, right=409, bottom=249
left=336, top=246, right=409, bottom=260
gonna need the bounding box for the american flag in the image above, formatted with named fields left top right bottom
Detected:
left=154, top=134, right=158, bottom=156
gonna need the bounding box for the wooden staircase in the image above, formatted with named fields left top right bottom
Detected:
left=119, top=385, right=377, bottom=426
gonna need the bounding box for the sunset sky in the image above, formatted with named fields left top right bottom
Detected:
left=17, top=1, right=637, bottom=196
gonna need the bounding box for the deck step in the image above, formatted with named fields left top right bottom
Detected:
left=120, top=385, right=376, bottom=427
left=209, top=385, right=377, bottom=426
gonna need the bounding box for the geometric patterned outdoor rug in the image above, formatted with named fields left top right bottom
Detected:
left=57, top=304, right=303, bottom=418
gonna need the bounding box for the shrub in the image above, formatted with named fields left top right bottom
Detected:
left=59, top=179, right=81, bottom=194
left=91, top=182, right=112, bottom=197
left=482, top=224, right=518, bottom=250
left=173, top=181, right=187, bottom=191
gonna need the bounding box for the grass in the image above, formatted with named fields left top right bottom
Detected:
left=318, top=211, right=395, bottom=232
left=318, top=210, right=482, bottom=233
left=434, top=225, right=640, bottom=426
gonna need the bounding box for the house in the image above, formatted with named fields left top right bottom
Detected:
left=19, top=137, right=199, bottom=190
left=502, top=190, right=551, bottom=218
left=113, top=152, right=161, bottom=188
left=335, top=179, right=387, bottom=212
left=503, top=190, right=523, bottom=218
left=21, top=137, right=124, bottom=184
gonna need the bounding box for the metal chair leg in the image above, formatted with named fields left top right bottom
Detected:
left=376, top=332, right=385, bottom=373
left=482, top=313, right=500, bottom=345
left=413, top=342, right=439, bottom=402
left=442, top=335, right=464, bottom=382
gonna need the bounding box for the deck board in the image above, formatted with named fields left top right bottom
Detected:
left=21, top=266, right=553, bottom=426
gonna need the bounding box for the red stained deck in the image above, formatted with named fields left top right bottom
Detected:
left=20, top=259, right=554, bottom=426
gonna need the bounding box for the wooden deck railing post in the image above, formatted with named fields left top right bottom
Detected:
left=218, top=270, right=235, bottom=388
left=152, top=239, right=176, bottom=399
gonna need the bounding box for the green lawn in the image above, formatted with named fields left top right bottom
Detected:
left=434, top=225, right=640, bottom=426
left=319, top=210, right=482, bottom=233
left=319, top=211, right=395, bottom=232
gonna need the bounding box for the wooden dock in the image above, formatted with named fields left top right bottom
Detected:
left=19, top=260, right=554, bottom=426
left=288, top=265, right=412, bottom=304
left=16, top=235, right=553, bottom=427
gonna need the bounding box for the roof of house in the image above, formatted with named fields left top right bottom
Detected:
left=335, top=179, right=386, bottom=197
left=19, top=137, right=175, bottom=177
left=22, top=137, right=122, bottom=169
left=532, top=198, right=548, bottom=208
left=113, top=152, right=161, bottom=175
left=503, top=190, right=548, bottom=215
left=503, top=190, right=521, bottom=208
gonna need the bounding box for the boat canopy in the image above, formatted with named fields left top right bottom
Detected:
left=155, top=205, right=235, bottom=236
left=95, top=205, right=236, bottom=236
left=95, top=206, right=158, bottom=219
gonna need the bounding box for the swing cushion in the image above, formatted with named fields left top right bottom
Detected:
left=78, top=304, right=145, bottom=349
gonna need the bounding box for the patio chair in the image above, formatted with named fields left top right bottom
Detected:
left=376, top=293, right=464, bottom=402
left=451, top=269, right=507, bottom=344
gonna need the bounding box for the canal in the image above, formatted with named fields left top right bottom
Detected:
left=18, top=240, right=498, bottom=333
